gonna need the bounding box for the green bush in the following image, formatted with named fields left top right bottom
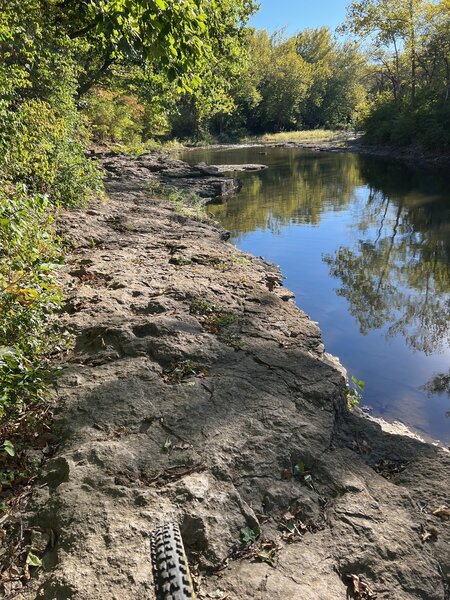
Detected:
left=0, top=185, right=69, bottom=470
left=82, top=89, right=145, bottom=145
left=3, top=100, right=102, bottom=207
left=0, top=0, right=101, bottom=498
left=361, top=93, right=450, bottom=150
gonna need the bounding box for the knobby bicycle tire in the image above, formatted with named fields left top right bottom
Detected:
left=151, top=522, right=196, bottom=600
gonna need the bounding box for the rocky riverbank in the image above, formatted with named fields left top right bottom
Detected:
left=296, top=139, right=450, bottom=170
left=19, top=153, right=449, bottom=600
left=98, top=151, right=266, bottom=204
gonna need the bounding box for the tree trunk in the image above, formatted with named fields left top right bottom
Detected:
left=77, top=54, right=114, bottom=97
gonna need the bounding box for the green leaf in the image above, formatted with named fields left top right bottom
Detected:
left=240, top=526, right=260, bottom=544
left=26, top=551, right=42, bottom=567
left=162, top=437, right=172, bottom=453
left=293, top=462, right=306, bottom=477
left=155, top=0, right=166, bottom=9
left=3, top=440, right=15, bottom=456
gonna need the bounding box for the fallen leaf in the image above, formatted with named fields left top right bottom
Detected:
left=175, top=442, right=191, bottom=450
left=26, top=552, right=42, bottom=568
left=421, top=526, right=438, bottom=543
left=432, top=506, right=450, bottom=518
left=257, top=548, right=277, bottom=567
left=255, top=512, right=270, bottom=524
left=281, top=509, right=295, bottom=521
left=349, top=574, right=362, bottom=594
left=347, top=574, right=377, bottom=598
left=281, top=468, right=292, bottom=480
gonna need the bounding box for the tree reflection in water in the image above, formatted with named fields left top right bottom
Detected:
left=324, top=158, right=450, bottom=356
left=422, top=370, right=450, bottom=418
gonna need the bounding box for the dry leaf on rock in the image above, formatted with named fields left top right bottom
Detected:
left=431, top=506, right=450, bottom=518
left=281, top=468, right=292, bottom=480
left=421, top=526, right=438, bottom=543
left=256, top=540, right=279, bottom=568
left=348, top=574, right=377, bottom=599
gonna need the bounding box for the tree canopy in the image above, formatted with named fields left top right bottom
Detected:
left=342, top=0, right=450, bottom=148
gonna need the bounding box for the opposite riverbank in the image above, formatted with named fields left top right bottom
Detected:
left=166, top=133, right=450, bottom=171
left=13, top=152, right=450, bottom=599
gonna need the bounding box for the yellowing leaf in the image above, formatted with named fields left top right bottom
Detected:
left=26, top=552, right=42, bottom=567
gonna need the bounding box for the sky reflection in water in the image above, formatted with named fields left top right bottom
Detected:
left=179, top=147, right=450, bottom=444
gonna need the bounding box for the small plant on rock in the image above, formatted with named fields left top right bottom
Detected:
left=189, top=299, right=238, bottom=335
left=240, top=525, right=261, bottom=545
left=163, top=360, right=208, bottom=384
left=346, top=375, right=365, bottom=410
left=147, top=182, right=207, bottom=221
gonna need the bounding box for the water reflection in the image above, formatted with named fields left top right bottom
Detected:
left=324, top=183, right=450, bottom=355
left=210, top=151, right=362, bottom=231
left=205, top=151, right=450, bottom=355
left=179, top=147, right=450, bottom=441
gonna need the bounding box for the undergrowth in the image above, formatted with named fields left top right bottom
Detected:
left=148, top=181, right=208, bottom=221
left=0, top=186, right=74, bottom=513
left=0, top=4, right=103, bottom=585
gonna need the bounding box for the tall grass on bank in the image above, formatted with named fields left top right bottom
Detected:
left=246, top=129, right=355, bottom=144
left=148, top=180, right=208, bottom=221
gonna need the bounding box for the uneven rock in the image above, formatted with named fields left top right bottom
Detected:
left=99, top=151, right=242, bottom=202
left=21, top=154, right=449, bottom=600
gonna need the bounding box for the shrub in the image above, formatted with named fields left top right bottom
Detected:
left=361, top=92, right=450, bottom=150
left=82, top=89, right=145, bottom=145
left=0, top=0, right=101, bottom=512
left=0, top=185, right=70, bottom=484
left=3, top=100, right=102, bottom=207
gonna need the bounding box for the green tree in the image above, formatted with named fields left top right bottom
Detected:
left=296, top=27, right=367, bottom=128
left=52, top=0, right=257, bottom=95
left=343, top=0, right=429, bottom=103
left=241, top=30, right=313, bottom=133
left=343, top=0, right=450, bottom=148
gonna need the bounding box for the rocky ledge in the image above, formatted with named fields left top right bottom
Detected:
left=21, top=153, right=449, bottom=600
left=99, top=151, right=246, bottom=202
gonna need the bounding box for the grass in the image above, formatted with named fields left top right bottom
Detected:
left=108, top=138, right=185, bottom=156
left=245, top=129, right=354, bottom=144
left=103, top=129, right=356, bottom=155
left=147, top=181, right=208, bottom=221
left=103, top=129, right=358, bottom=155
left=189, top=299, right=238, bottom=335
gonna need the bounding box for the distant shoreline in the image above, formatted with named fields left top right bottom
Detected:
left=171, top=137, right=450, bottom=170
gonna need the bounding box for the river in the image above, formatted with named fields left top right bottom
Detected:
left=178, top=146, right=450, bottom=445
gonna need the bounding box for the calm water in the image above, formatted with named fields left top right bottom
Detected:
left=179, top=147, right=450, bottom=444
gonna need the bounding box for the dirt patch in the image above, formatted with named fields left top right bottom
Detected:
left=14, top=154, right=450, bottom=600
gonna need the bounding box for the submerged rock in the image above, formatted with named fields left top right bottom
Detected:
left=195, top=161, right=268, bottom=174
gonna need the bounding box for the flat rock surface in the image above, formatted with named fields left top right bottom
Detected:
left=21, top=154, right=449, bottom=600
left=195, top=162, right=268, bottom=174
